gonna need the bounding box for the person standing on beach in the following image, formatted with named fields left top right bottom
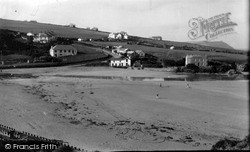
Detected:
left=156, top=94, right=159, bottom=99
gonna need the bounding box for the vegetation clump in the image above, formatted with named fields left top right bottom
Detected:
left=211, top=135, right=250, bottom=150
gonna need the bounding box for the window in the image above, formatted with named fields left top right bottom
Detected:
left=64, top=50, right=66, bottom=53
left=55, top=54, right=57, bottom=57
left=60, top=50, right=62, bottom=53
left=54, top=50, right=57, bottom=53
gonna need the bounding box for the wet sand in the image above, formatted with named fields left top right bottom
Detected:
left=0, top=66, right=248, bottom=151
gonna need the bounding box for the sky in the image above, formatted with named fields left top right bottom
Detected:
left=0, top=0, right=249, bottom=50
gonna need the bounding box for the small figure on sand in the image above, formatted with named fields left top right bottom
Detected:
left=186, top=83, right=191, bottom=88
left=156, top=94, right=159, bottom=99
left=160, top=83, right=162, bottom=87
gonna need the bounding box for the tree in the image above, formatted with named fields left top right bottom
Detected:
left=186, top=63, right=199, bottom=73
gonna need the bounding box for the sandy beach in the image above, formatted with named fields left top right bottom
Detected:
left=0, top=66, right=248, bottom=151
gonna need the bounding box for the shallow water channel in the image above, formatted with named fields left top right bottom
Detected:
left=53, top=74, right=248, bottom=82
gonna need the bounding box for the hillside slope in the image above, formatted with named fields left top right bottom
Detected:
left=189, top=41, right=234, bottom=50
left=0, top=18, right=247, bottom=64
left=0, top=18, right=108, bottom=39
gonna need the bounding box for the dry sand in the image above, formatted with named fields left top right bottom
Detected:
left=0, top=66, right=248, bottom=151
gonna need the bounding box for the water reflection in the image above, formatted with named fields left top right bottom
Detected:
left=54, top=74, right=248, bottom=82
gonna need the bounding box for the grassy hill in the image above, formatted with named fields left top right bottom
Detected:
left=0, top=18, right=248, bottom=65
left=189, top=41, right=235, bottom=50
left=80, top=41, right=247, bottom=63
left=0, top=18, right=108, bottom=39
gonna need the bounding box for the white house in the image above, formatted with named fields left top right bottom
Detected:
left=50, top=45, right=77, bottom=57
left=27, top=32, right=34, bottom=36
left=108, top=33, right=116, bottom=39
left=170, top=46, right=175, bottom=50
left=185, top=55, right=207, bottom=67
left=108, top=32, right=129, bottom=40
left=110, top=57, right=131, bottom=67
left=116, top=33, right=123, bottom=39
left=120, top=31, right=129, bottom=39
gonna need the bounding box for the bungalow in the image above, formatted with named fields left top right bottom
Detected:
left=185, top=55, right=207, bottom=67
left=135, top=50, right=145, bottom=58
left=50, top=45, right=77, bottom=57
left=110, top=57, right=131, bottom=67
left=150, top=36, right=162, bottom=41
left=33, top=33, right=49, bottom=43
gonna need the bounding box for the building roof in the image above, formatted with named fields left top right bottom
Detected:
left=151, top=36, right=162, bottom=38
left=135, top=50, right=145, bottom=54
left=27, top=32, right=34, bottom=36
left=110, top=56, right=129, bottom=61
left=38, top=33, right=47, bottom=36
left=52, top=45, right=76, bottom=50
left=186, top=55, right=206, bottom=58
left=127, top=50, right=135, bottom=54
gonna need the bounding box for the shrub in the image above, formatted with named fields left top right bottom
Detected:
left=162, top=59, right=176, bottom=67
left=211, top=135, right=249, bottom=150
left=186, top=63, right=199, bottom=73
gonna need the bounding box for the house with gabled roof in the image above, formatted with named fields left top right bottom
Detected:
left=135, top=50, right=145, bottom=58
left=108, top=32, right=129, bottom=40
left=110, top=56, right=132, bottom=67
left=185, top=55, right=207, bottom=67
left=50, top=45, right=77, bottom=57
